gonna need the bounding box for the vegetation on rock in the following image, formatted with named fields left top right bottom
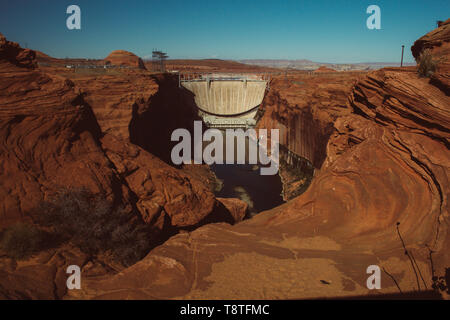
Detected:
left=416, top=49, right=439, bottom=77
left=0, top=223, right=46, bottom=260
left=37, top=187, right=153, bottom=266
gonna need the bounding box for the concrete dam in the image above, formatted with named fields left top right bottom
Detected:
left=180, top=73, right=269, bottom=128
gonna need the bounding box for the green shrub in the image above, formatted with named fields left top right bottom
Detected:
left=37, top=187, right=153, bottom=266
left=417, top=49, right=439, bottom=77
left=0, top=223, right=45, bottom=259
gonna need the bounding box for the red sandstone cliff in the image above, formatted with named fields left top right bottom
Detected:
left=0, top=34, right=36, bottom=70
left=65, top=21, right=449, bottom=299
left=0, top=33, right=246, bottom=298
left=104, top=50, right=146, bottom=70
left=1, top=18, right=449, bottom=300
left=412, top=18, right=450, bottom=93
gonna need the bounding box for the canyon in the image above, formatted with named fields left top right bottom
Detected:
left=0, top=19, right=449, bottom=299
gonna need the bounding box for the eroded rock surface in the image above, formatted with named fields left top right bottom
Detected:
left=411, top=18, right=450, bottom=93
left=67, top=22, right=449, bottom=299
left=0, top=33, right=116, bottom=227
left=0, top=33, right=244, bottom=299
left=1, top=18, right=449, bottom=299
left=70, top=73, right=159, bottom=140
left=104, top=50, right=146, bottom=70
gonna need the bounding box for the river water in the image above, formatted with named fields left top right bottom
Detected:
left=203, top=131, right=285, bottom=216
left=211, top=162, right=284, bottom=216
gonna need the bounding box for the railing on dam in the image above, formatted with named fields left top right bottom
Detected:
left=179, top=72, right=271, bottom=90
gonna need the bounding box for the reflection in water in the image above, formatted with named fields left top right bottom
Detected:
left=201, top=131, right=282, bottom=216
left=203, top=129, right=313, bottom=217
left=211, top=162, right=283, bottom=216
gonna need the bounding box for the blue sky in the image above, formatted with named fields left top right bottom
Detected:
left=0, top=0, right=448, bottom=63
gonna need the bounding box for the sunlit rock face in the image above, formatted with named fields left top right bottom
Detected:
left=104, top=50, right=146, bottom=70
left=1, top=17, right=449, bottom=300
left=0, top=34, right=246, bottom=299
left=411, top=18, right=450, bottom=93
left=67, top=21, right=449, bottom=300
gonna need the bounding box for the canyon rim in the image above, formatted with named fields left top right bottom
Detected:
left=0, top=3, right=449, bottom=303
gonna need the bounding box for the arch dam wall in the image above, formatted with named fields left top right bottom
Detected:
left=180, top=74, right=269, bottom=128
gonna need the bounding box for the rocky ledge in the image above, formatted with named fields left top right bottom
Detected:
left=0, top=33, right=246, bottom=299
left=67, top=20, right=449, bottom=299
left=0, top=19, right=449, bottom=300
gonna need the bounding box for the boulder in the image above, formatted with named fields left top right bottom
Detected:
left=104, top=50, right=146, bottom=70
left=216, top=197, right=248, bottom=223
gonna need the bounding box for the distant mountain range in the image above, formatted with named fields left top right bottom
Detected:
left=238, top=59, right=416, bottom=71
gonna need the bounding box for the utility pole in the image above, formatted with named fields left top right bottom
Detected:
left=400, top=45, right=405, bottom=67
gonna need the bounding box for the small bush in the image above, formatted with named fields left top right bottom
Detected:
left=37, top=187, right=153, bottom=266
left=0, top=223, right=46, bottom=259
left=417, top=49, right=439, bottom=78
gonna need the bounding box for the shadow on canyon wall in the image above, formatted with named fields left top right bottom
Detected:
left=129, top=74, right=203, bottom=164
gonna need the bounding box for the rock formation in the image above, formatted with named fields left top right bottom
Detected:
left=68, top=72, right=160, bottom=140
left=0, top=33, right=245, bottom=298
left=411, top=18, right=450, bottom=93
left=104, top=50, right=146, bottom=70
left=1, top=17, right=449, bottom=300
left=0, top=33, right=112, bottom=227
left=70, top=72, right=200, bottom=163
left=0, top=33, right=36, bottom=69
left=65, top=21, right=449, bottom=299
left=257, top=70, right=362, bottom=169
left=314, top=66, right=337, bottom=73
left=216, top=198, right=248, bottom=223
